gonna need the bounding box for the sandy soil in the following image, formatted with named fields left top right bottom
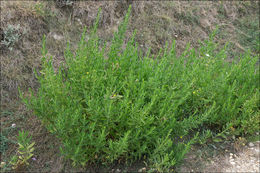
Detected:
left=178, top=141, right=260, bottom=172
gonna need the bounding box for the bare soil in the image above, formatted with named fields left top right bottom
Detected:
left=177, top=140, right=260, bottom=172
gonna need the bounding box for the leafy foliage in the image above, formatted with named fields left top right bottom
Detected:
left=21, top=6, right=259, bottom=172
left=10, top=130, right=35, bottom=170
left=1, top=24, right=21, bottom=50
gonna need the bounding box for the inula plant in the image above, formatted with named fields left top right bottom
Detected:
left=21, top=6, right=259, bottom=172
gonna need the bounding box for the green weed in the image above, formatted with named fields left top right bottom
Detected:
left=10, top=130, right=35, bottom=171
left=20, top=6, right=259, bottom=172
left=34, top=2, right=56, bottom=18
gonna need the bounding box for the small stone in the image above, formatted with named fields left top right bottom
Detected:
left=249, top=142, right=254, bottom=147
left=138, top=168, right=142, bottom=172
left=230, top=161, right=235, bottom=165
left=53, top=33, right=63, bottom=41
left=142, top=167, right=146, bottom=172
left=230, top=153, right=233, bottom=156
left=76, top=18, right=82, bottom=24
left=230, top=158, right=234, bottom=162
left=116, top=169, right=120, bottom=173
left=0, top=162, right=6, bottom=168
left=250, top=157, right=256, bottom=161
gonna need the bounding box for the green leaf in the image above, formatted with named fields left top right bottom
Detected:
left=28, top=142, right=35, bottom=149
left=18, top=151, right=25, bottom=155
left=213, top=137, right=223, bottom=143
left=29, top=147, right=35, bottom=153
left=28, top=153, right=34, bottom=159
left=18, top=143, right=25, bottom=149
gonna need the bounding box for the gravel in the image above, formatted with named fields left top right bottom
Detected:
left=224, top=141, right=260, bottom=172
left=178, top=141, right=260, bottom=172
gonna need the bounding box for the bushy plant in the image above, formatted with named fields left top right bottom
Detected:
left=33, top=2, right=55, bottom=18
left=1, top=24, right=21, bottom=50
left=10, top=130, right=35, bottom=171
left=21, top=6, right=259, bottom=171
left=239, top=92, right=260, bottom=135
left=55, top=0, right=74, bottom=8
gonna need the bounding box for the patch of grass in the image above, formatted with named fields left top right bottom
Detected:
left=0, top=111, right=17, bottom=154
left=175, top=11, right=199, bottom=26
left=33, top=2, right=54, bottom=18
left=0, top=134, right=10, bottom=154
left=21, top=6, right=259, bottom=172
left=217, top=2, right=227, bottom=19
left=234, top=16, right=260, bottom=54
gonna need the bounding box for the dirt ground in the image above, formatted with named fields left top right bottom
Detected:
left=1, top=1, right=259, bottom=172
left=177, top=140, right=260, bottom=172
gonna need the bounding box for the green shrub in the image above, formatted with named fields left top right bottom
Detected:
left=239, top=92, right=260, bottom=135
left=1, top=24, right=21, bottom=51
left=10, top=130, right=35, bottom=171
left=21, top=6, right=259, bottom=171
